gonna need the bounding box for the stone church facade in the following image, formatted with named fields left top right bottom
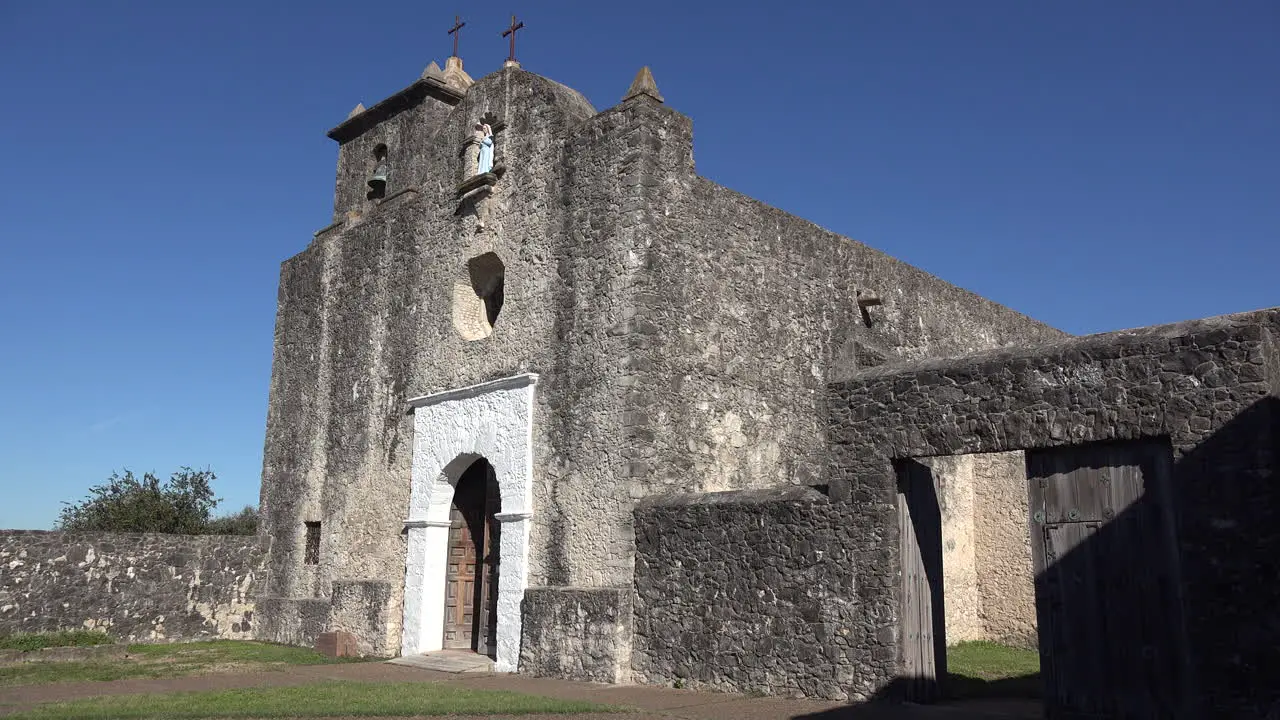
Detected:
left=255, top=55, right=1279, bottom=717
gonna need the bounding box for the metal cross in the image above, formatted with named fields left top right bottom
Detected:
left=448, top=15, right=465, bottom=57
left=502, top=15, right=524, bottom=62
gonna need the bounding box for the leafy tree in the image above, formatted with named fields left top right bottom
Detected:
left=58, top=467, right=221, bottom=534
left=205, top=504, right=259, bottom=536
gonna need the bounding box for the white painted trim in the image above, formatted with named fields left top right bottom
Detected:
left=401, top=373, right=536, bottom=673
left=406, top=372, right=539, bottom=409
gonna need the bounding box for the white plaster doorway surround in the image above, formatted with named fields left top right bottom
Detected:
left=401, top=373, right=537, bottom=673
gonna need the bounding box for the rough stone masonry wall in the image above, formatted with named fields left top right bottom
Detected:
left=625, top=160, right=1067, bottom=507
left=633, top=487, right=895, bottom=702
left=827, top=307, right=1280, bottom=716
left=258, top=63, right=1069, bottom=660
left=519, top=588, right=632, bottom=683
left=330, top=90, right=456, bottom=222
left=0, top=532, right=259, bottom=643
left=258, top=66, right=630, bottom=654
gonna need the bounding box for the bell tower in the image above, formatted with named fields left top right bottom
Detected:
left=322, top=17, right=477, bottom=221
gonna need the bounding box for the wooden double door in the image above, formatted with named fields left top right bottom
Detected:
left=443, top=459, right=500, bottom=657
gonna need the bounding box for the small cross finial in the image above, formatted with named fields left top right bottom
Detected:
left=502, top=15, right=524, bottom=63
left=448, top=15, right=466, bottom=58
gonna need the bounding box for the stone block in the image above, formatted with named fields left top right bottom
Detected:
left=315, top=630, right=360, bottom=658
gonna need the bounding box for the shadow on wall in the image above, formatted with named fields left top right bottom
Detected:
left=810, top=396, right=1278, bottom=719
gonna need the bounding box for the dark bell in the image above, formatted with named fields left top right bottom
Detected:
left=367, top=163, right=388, bottom=192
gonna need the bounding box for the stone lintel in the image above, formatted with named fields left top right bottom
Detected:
left=407, top=372, right=539, bottom=410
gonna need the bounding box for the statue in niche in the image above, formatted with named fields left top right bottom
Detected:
left=475, top=122, right=494, bottom=175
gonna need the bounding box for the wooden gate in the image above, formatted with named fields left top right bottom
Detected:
left=897, top=460, right=947, bottom=703
left=1026, top=439, right=1191, bottom=719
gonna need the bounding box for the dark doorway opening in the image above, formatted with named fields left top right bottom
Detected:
left=443, top=458, right=500, bottom=658
left=896, top=438, right=1190, bottom=719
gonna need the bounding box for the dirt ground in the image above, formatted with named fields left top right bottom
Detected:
left=0, top=660, right=1040, bottom=719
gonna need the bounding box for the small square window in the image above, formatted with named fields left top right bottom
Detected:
left=304, top=521, right=321, bottom=565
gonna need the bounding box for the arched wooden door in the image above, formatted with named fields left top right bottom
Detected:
left=443, top=458, right=500, bottom=656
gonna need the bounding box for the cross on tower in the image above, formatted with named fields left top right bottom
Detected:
left=502, top=15, right=524, bottom=63
left=448, top=15, right=465, bottom=57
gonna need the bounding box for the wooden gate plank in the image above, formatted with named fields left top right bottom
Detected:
left=1026, top=440, right=1189, bottom=719
left=897, top=461, right=945, bottom=703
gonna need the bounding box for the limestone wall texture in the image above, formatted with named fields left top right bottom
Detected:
left=972, top=451, right=1036, bottom=648
left=257, top=62, right=1068, bottom=662
left=518, top=588, right=631, bottom=684
left=828, top=307, right=1280, bottom=717
left=632, top=487, right=894, bottom=702
left=921, top=451, right=1036, bottom=649
left=920, top=454, right=981, bottom=644
left=257, top=67, right=604, bottom=651
left=0, top=531, right=260, bottom=643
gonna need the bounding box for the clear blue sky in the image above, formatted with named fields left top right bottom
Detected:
left=1, top=2, right=1276, bottom=529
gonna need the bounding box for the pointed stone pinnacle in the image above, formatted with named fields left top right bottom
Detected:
left=623, top=66, right=663, bottom=104
left=442, top=56, right=474, bottom=91
left=421, top=61, right=445, bottom=81
left=347, top=103, right=366, bottom=119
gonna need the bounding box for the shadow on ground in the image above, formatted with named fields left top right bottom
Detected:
left=945, top=671, right=1041, bottom=701
left=791, top=675, right=1042, bottom=719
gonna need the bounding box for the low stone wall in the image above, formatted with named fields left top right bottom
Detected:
left=0, top=531, right=260, bottom=643
left=519, top=587, right=632, bottom=683
left=253, top=596, right=330, bottom=649
left=632, top=487, right=894, bottom=701
left=329, top=581, right=394, bottom=657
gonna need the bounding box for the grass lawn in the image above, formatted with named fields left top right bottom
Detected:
left=4, top=681, right=621, bottom=719
left=946, top=641, right=1042, bottom=699
left=0, top=640, right=369, bottom=687
left=0, top=631, right=114, bottom=652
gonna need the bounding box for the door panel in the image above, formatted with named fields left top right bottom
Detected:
left=896, top=460, right=945, bottom=703
left=1026, top=440, right=1189, bottom=719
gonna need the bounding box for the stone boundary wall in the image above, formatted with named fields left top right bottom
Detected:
left=828, top=307, right=1280, bottom=717
left=632, top=487, right=894, bottom=701
left=519, top=587, right=632, bottom=683
left=0, top=531, right=261, bottom=643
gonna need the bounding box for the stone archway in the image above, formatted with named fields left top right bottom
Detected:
left=401, top=373, right=537, bottom=672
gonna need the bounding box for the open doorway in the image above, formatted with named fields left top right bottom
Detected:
left=897, top=439, right=1190, bottom=718
left=896, top=451, right=1040, bottom=714
left=444, top=458, right=501, bottom=658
